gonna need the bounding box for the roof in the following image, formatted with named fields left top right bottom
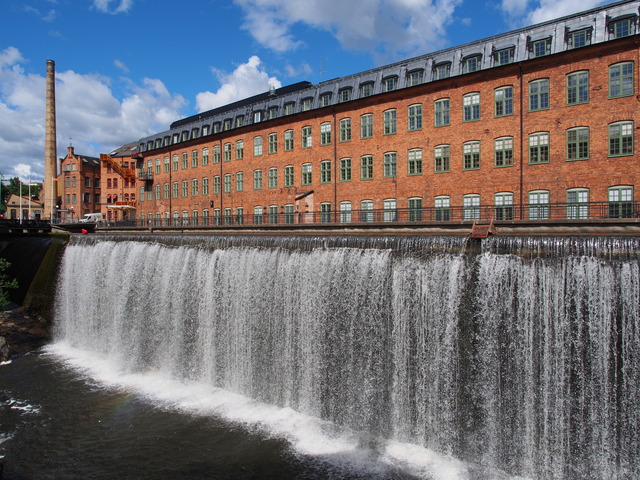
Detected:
left=109, top=141, right=139, bottom=158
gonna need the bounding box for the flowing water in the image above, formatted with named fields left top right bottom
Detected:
left=1, top=234, right=638, bottom=479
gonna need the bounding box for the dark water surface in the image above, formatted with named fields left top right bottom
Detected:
left=0, top=351, right=428, bottom=480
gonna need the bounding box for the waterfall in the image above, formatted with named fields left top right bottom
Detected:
left=53, top=234, right=640, bottom=479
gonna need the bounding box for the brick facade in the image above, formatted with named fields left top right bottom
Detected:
left=134, top=3, right=640, bottom=226
left=58, top=146, right=101, bottom=221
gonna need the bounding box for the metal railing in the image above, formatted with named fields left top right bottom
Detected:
left=127, top=200, right=639, bottom=229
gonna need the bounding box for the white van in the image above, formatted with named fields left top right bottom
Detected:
left=80, top=213, right=105, bottom=223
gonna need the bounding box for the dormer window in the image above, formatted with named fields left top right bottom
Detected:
left=154, top=139, right=161, bottom=149
left=235, top=116, right=244, bottom=127
left=163, top=136, right=170, bottom=146
left=494, top=46, right=514, bottom=66
left=253, top=111, right=262, bottom=123
left=407, top=69, right=423, bottom=86
left=338, top=87, right=352, bottom=102
left=567, top=27, right=592, bottom=49
left=181, top=131, right=189, bottom=141
left=360, top=82, right=374, bottom=97
left=320, top=92, right=332, bottom=107
left=529, top=37, right=551, bottom=58
left=213, top=122, right=221, bottom=133
left=191, top=128, right=199, bottom=139
left=608, top=14, right=637, bottom=39
left=433, top=62, right=451, bottom=80
left=301, top=97, right=313, bottom=111
left=382, top=76, right=397, bottom=92
left=463, top=55, right=482, bottom=73
left=223, top=119, right=231, bottom=130
left=284, top=102, right=295, bottom=115
left=268, top=106, right=278, bottom=119
left=202, top=124, right=210, bottom=136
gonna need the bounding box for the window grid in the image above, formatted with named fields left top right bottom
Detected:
left=494, top=137, right=514, bottom=167
left=302, top=163, right=312, bottom=185
left=340, top=158, right=352, bottom=182
left=435, top=99, right=450, bottom=126
left=268, top=168, right=278, bottom=189
left=383, top=152, right=397, bottom=177
left=253, top=170, right=263, bottom=190
left=284, top=165, right=294, bottom=187
left=609, top=62, right=634, bottom=98
left=236, top=172, right=244, bottom=192
left=408, top=149, right=423, bottom=175
left=361, top=155, right=374, bottom=180
left=609, top=122, right=634, bottom=156
left=284, top=130, right=294, bottom=151
left=320, top=161, right=332, bottom=183
left=495, top=86, right=513, bottom=117
left=529, top=132, right=550, bottom=164
left=268, top=133, right=277, bottom=154
left=254, top=136, right=262, bottom=156
left=529, top=79, right=550, bottom=111
left=320, top=123, right=331, bottom=145
left=224, top=143, right=231, bottom=162
left=408, top=104, right=422, bottom=131
left=463, top=142, right=481, bottom=170
left=463, top=93, right=480, bottom=122
left=567, top=71, right=589, bottom=105
left=340, top=118, right=352, bottom=142
left=302, top=126, right=312, bottom=148
left=567, top=128, right=590, bottom=161
left=384, top=109, right=397, bottom=135
left=361, top=114, right=374, bottom=138
left=224, top=174, right=231, bottom=193
left=236, top=140, right=244, bottom=160
left=435, top=145, right=450, bottom=173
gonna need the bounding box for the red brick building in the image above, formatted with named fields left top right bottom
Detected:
left=134, top=1, right=640, bottom=227
left=100, top=142, right=139, bottom=223
left=58, top=146, right=101, bottom=222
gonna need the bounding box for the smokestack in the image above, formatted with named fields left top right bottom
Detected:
left=44, top=59, right=57, bottom=221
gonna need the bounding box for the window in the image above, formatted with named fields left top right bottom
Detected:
left=383, top=198, right=397, bottom=222
left=202, top=177, right=209, bottom=196
left=268, top=133, right=277, bottom=154
left=463, top=93, right=480, bottom=122
left=568, top=28, right=591, bottom=49
left=495, top=86, right=513, bottom=117
left=236, top=116, right=244, bottom=128
left=383, top=76, right=397, bottom=92
left=433, top=62, right=451, bottom=80
left=213, top=176, right=220, bottom=194
left=213, top=123, right=221, bottom=134
left=567, top=71, right=589, bottom=105
left=463, top=194, right=481, bottom=220
left=253, top=111, right=262, bottom=123
left=608, top=186, right=634, bottom=218
left=236, top=172, right=244, bottom=192
left=269, top=107, right=278, bottom=119
left=284, top=130, right=294, bottom=151
left=408, top=104, right=422, bottom=131
left=213, top=209, right=221, bottom=225
left=284, top=102, right=295, bottom=115
left=530, top=38, right=551, bottom=58
left=609, top=62, right=634, bottom=98
left=203, top=148, right=211, bottom=167
left=320, top=93, right=332, bottom=107
left=383, top=109, right=397, bottom=135
left=192, top=210, right=199, bottom=226
left=407, top=70, right=423, bottom=86
left=213, top=145, right=220, bottom=164
left=340, top=202, right=352, bottom=223
left=302, top=126, right=312, bottom=148
left=566, top=188, right=589, bottom=219
left=284, top=165, right=294, bottom=187
left=434, top=98, right=450, bottom=127
left=529, top=132, right=550, bottom=164
left=610, top=17, right=633, bottom=39
left=463, top=55, right=481, bottom=73
left=494, top=192, right=514, bottom=220
left=254, top=136, right=262, bottom=156
left=224, top=119, right=231, bottom=130
left=224, top=208, right=232, bottom=225
left=202, top=209, right=209, bottom=226
left=254, top=206, right=263, bottom=225
left=494, top=137, right=514, bottom=167
left=408, top=148, right=422, bottom=175
left=224, top=174, right=231, bottom=193
left=567, top=127, right=589, bottom=161
left=529, top=190, right=550, bottom=219
left=408, top=197, right=423, bottom=222
left=320, top=160, right=331, bottom=183
left=163, top=183, right=170, bottom=199
left=302, top=163, right=312, bottom=185
left=609, top=121, right=634, bottom=156
left=340, top=118, right=352, bottom=142
left=383, top=152, right=397, bottom=177
left=435, top=196, right=450, bottom=221
left=154, top=184, right=161, bottom=200
left=154, top=158, right=161, bottom=174
left=182, top=152, right=188, bottom=169
left=301, top=97, right=312, bottom=111
left=529, top=79, right=549, bottom=111
left=360, top=82, right=374, bottom=97
left=360, top=200, right=374, bottom=222
left=320, top=203, right=332, bottom=223
left=463, top=141, right=480, bottom=170
left=434, top=145, right=450, bottom=173
left=189, top=178, right=197, bottom=196
left=284, top=204, right=294, bottom=224
left=224, top=143, right=231, bottom=162
left=361, top=155, right=374, bottom=180
left=340, top=158, right=351, bottom=181
left=320, top=122, right=331, bottom=145
left=172, top=182, right=179, bottom=198
left=339, top=88, right=352, bottom=102
left=191, top=150, right=198, bottom=168
left=361, top=114, right=373, bottom=138
left=253, top=170, right=263, bottom=190
left=494, top=47, right=514, bottom=66
left=181, top=180, right=188, bottom=197
left=235, top=140, right=244, bottom=160
left=268, top=168, right=278, bottom=188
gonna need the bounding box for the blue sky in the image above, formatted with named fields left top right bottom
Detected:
left=0, top=0, right=615, bottom=182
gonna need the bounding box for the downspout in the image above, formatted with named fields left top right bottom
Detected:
left=519, top=62, right=525, bottom=219
left=332, top=106, right=338, bottom=222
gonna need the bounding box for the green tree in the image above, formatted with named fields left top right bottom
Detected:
left=0, top=258, right=17, bottom=310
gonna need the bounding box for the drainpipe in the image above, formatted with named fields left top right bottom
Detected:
left=519, top=62, right=524, bottom=219
left=332, top=106, right=338, bottom=222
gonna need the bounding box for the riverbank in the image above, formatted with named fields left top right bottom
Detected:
left=0, top=305, right=50, bottom=362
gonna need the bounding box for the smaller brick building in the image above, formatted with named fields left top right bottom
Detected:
left=100, top=142, right=139, bottom=223
left=58, top=146, right=101, bottom=222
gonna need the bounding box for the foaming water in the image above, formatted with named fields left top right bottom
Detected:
left=47, top=234, right=640, bottom=479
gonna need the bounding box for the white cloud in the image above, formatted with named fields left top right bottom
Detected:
left=499, top=0, right=607, bottom=25
left=92, top=0, right=133, bottom=14
left=195, top=56, right=282, bottom=112
left=234, top=0, right=463, bottom=62
left=0, top=46, right=186, bottom=181
left=114, top=59, right=129, bottom=73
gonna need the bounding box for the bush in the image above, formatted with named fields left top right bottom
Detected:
left=0, top=258, right=18, bottom=310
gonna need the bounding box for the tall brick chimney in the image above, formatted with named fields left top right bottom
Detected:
left=43, top=59, right=57, bottom=221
